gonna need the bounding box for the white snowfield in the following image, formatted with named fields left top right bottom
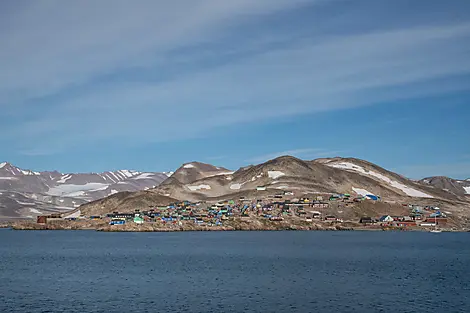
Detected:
left=183, top=164, right=195, bottom=169
left=268, top=171, right=285, bottom=179
left=328, top=162, right=434, bottom=198
left=64, top=210, right=81, bottom=218
left=187, top=184, right=211, bottom=191
left=463, top=186, right=470, bottom=195
left=0, top=162, right=7, bottom=168
left=230, top=183, right=243, bottom=190
left=204, top=171, right=234, bottom=179
left=15, top=200, right=35, bottom=206
left=58, top=174, right=72, bottom=183
left=0, top=177, right=17, bottom=180
left=46, top=183, right=109, bottom=197
left=64, top=191, right=86, bottom=197
left=352, top=187, right=374, bottom=196
left=29, top=208, right=42, bottom=214
left=133, top=173, right=155, bottom=180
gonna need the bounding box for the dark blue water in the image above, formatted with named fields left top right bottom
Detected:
left=1, top=230, right=469, bottom=313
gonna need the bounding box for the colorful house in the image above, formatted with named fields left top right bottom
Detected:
left=133, top=215, right=144, bottom=224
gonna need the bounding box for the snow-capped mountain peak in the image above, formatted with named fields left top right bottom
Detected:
left=0, top=162, right=171, bottom=218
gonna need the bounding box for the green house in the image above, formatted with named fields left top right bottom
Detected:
left=134, top=216, right=144, bottom=224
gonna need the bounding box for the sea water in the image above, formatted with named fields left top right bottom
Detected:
left=1, top=229, right=469, bottom=313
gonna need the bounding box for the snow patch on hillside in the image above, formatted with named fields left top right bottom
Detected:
left=133, top=173, right=154, bottom=180
left=183, top=164, right=195, bottom=169
left=58, top=174, right=72, bottom=183
left=463, top=186, right=470, bottom=195
left=187, top=184, right=211, bottom=191
left=230, top=183, right=243, bottom=190
left=29, top=208, right=42, bottom=214
left=328, top=162, right=434, bottom=198
left=0, top=162, right=6, bottom=168
left=46, top=183, right=109, bottom=196
left=268, top=171, right=285, bottom=179
left=120, top=170, right=139, bottom=178
left=64, top=191, right=86, bottom=197
left=352, top=187, right=373, bottom=196
left=64, top=210, right=81, bottom=218
left=205, top=171, right=234, bottom=178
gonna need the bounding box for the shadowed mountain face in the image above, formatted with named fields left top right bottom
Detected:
left=0, top=162, right=169, bottom=219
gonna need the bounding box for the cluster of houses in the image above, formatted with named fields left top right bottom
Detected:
left=35, top=189, right=451, bottom=230
left=359, top=204, right=449, bottom=228
left=101, top=197, right=334, bottom=226
left=328, top=193, right=380, bottom=202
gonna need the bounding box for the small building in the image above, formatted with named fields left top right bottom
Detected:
left=133, top=215, right=144, bottom=224
left=360, top=217, right=375, bottom=224
left=110, top=219, right=125, bottom=225
left=37, top=216, right=47, bottom=224
left=365, top=194, right=379, bottom=201
left=425, top=217, right=448, bottom=225
left=379, top=215, right=394, bottom=223
left=256, top=186, right=267, bottom=191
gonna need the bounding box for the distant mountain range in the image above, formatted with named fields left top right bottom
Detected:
left=0, top=162, right=171, bottom=219
left=419, top=176, right=470, bottom=196
left=78, top=156, right=470, bottom=217
left=2, top=157, right=469, bottom=219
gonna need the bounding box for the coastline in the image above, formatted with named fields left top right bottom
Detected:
left=1, top=219, right=464, bottom=232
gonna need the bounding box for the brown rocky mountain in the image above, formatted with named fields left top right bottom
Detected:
left=166, top=162, right=232, bottom=185
left=420, top=176, right=470, bottom=196
left=76, top=191, right=177, bottom=217
left=154, top=156, right=462, bottom=202
left=77, top=156, right=470, bottom=218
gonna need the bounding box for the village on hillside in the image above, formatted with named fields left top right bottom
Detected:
left=26, top=189, right=455, bottom=232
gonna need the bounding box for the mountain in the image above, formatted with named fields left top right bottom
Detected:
left=420, top=176, right=470, bottom=196
left=164, top=162, right=233, bottom=185
left=77, top=155, right=470, bottom=218
left=154, top=156, right=454, bottom=201
left=0, top=162, right=169, bottom=219
left=76, top=190, right=177, bottom=217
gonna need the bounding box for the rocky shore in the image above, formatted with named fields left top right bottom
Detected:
left=6, top=218, right=355, bottom=232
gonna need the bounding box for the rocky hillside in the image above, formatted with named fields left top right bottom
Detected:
left=164, top=162, right=233, bottom=185
left=76, top=190, right=177, bottom=217
left=420, top=176, right=470, bottom=196
left=153, top=156, right=461, bottom=202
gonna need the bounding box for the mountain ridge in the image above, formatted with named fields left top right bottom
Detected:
left=3, top=157, right=470, bottom=219
left=0, top=162, right=170, bottom=219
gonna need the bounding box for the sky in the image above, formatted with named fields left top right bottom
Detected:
left=0, top=0, right=469, bottom=179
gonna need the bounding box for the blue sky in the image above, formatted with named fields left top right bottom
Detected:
left=1, top=0, right=469, bottom=178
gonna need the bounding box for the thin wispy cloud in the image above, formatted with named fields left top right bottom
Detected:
left=0, top=0, right=469, bottom=173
